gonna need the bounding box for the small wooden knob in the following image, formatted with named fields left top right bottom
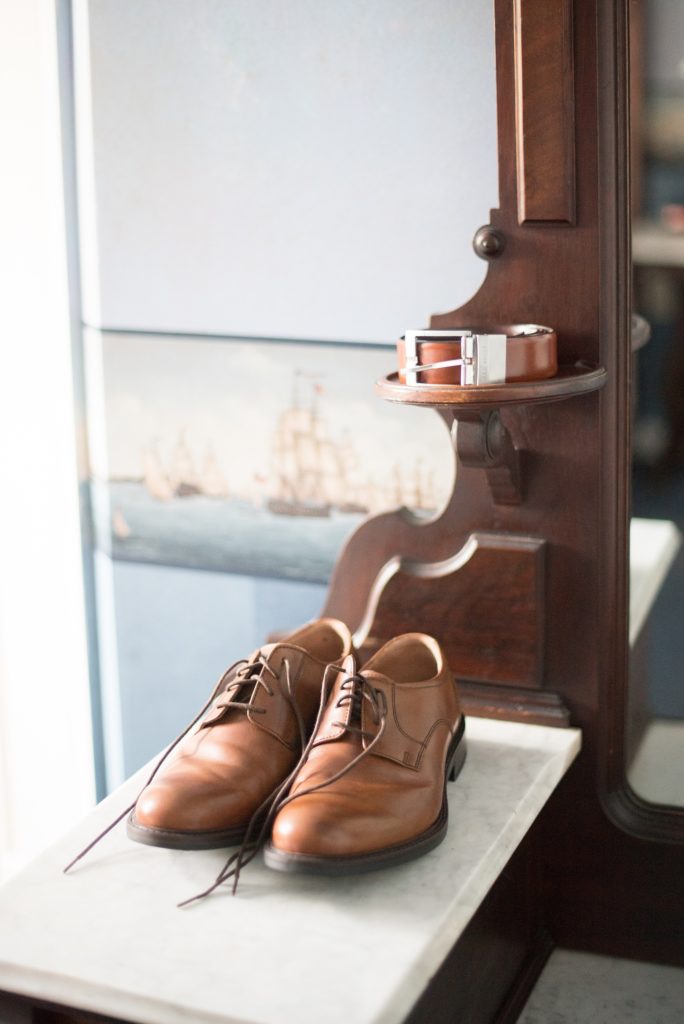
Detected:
left=473, top=225, right=506, bottom=260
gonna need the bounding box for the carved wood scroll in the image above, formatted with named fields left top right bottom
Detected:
left=514, top=0, right=576, bottom=224
left=355, top=532, right=546, bottom=691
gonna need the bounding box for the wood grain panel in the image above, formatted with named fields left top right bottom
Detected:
left=356, top=532, right=545, bottom=690
left=514, top=0, right=576, bottom=223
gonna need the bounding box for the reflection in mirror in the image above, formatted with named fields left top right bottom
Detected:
left=629, top=0, right=684, bottom=807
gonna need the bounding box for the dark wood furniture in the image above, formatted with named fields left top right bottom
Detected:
left=321, top=0, right=684, bottom=997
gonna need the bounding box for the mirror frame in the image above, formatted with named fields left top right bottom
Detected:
left=598, top=0, right=684, bottom=843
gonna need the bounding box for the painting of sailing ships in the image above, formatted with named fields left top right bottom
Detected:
left=94, top=332, right=451, bottom=583
left=268, top=377, right=371, bottom=518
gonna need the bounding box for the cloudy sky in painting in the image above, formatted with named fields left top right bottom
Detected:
left=90, top=330, right=454, bottom=508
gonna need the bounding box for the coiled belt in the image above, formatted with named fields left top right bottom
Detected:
left=397, top=325, right=558, bottom=386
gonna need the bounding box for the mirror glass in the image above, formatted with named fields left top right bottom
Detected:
left=628, top=0, right=684, bottom=807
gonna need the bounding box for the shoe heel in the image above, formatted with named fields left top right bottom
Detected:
left=447, top=721, right=467, bottom=782
left=448, top=740, right=467, bottom=781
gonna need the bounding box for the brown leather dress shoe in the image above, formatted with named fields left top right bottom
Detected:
left=264, top=633, right=466, bottom=875
left=126, top=618, right=353, bottom=850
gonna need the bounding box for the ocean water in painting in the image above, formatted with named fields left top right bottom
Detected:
left=93, top=332, right=453, bottom=584
left=107, top=481, right=366, bottom=583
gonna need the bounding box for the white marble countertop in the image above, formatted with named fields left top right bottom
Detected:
left=630, top=517, right=681, bottom=647
left=0, top=717, right=580, bottom=1024
left=632, top=220, right=684, bottom=267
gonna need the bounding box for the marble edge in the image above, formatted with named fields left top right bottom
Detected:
left=465, top=718, right=581, bottom=751
left=0, top=962, right=249, bottom=1024
left=372, top=730, right=582, bottom=1024
left=630, top=519, right=681, bottom=646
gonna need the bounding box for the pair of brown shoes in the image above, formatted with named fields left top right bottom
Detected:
left=66, top=619, right=466, bottom=899
left=127, top=618, right=466, bottom=889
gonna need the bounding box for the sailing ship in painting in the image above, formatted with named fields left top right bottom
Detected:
left=141, top=434, right=229, bottom=501
left=132, top=377, right=437, bottom=518
left=268, top=379, right=368, bottom=518
left=106, top=372, right=443, bottom=582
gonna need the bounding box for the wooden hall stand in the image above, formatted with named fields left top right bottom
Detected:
left=320, top=0, right=684, bottom=983
left=0, top=2, right=682, bottom=1023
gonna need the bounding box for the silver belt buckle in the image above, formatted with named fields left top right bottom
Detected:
left=403, top=330, right=507, bottom=386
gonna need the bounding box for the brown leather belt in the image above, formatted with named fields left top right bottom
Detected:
left=397, top=325, right=558, bottom=386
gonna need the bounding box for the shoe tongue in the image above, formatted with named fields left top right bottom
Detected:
left=222, top=644, right=282, bottom=708
left=241, top=641, right=308, bottom=702
left=356, top=668, right=388, bottom=689
left=233, top=643, right=281, bottom=700
left=349, top=686, right=362, bottom=725
left=203, top=644, right=300, bottom=727
left=344, top=668, right=385, bottom=727
left=258, top=643, right=277, bottom=661
left=256, top=641, right=306, bottom=676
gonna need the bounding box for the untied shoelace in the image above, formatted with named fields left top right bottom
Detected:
left=178, top=667, right=387, bottom=905
left=62, top=653, right=299, bottom=874
left=63, top=656, right=388, bottom=906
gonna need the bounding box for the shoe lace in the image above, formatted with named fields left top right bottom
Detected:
left=62, top=654, right=297, bottom=875
left=212, top=656, right=279, bottom=718
left=177, top=669, right=387, bottom=906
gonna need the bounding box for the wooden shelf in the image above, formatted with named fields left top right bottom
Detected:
left=375, top=363, right=607, bottom=409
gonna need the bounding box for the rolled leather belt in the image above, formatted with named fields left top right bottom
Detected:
left=397, top=325, right=557, bottom=386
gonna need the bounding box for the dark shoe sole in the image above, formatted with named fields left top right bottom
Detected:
left=126, top=812, right=248, bottom=851
left=263, top=716, right=467, bottom=876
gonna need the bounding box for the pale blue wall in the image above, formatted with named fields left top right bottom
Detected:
left=105, top=558, right=325, bottom=777
left=78, top=0, right=498, bottom=340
